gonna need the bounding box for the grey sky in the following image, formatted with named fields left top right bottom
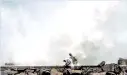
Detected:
left=1, top=0, right=67, bottom=65
left=1, top=0, right=127, bottom=66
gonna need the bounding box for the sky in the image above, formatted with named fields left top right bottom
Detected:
left=1, top=0, right=127, bottom=66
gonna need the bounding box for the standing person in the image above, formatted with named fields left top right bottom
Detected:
left=63, top=59, right=72, bottom=69
left=69, top=53, right=78, bottom=66
left=63, top=59, right=72, bottom=75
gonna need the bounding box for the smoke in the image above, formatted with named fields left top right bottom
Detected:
left=0, top=0, right=124, bottom=66
left=98, top=0, right=127, bottom=61
left=80, top=0, right=127, bottom=65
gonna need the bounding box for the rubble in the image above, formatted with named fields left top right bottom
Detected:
left=1, top=57, right=127, bottom=75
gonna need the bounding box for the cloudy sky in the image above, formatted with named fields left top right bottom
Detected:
left=1, top=0, right=127, bottom=66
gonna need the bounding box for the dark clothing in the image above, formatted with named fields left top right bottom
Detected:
left=64, top=65, right=71, bottom=69
left=70, top=56, right=78, bottom=65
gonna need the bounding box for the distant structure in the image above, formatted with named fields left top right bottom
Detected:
left=5, top=62, right=14, bottom=66
left=118, top=58, right=127, bottom=65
